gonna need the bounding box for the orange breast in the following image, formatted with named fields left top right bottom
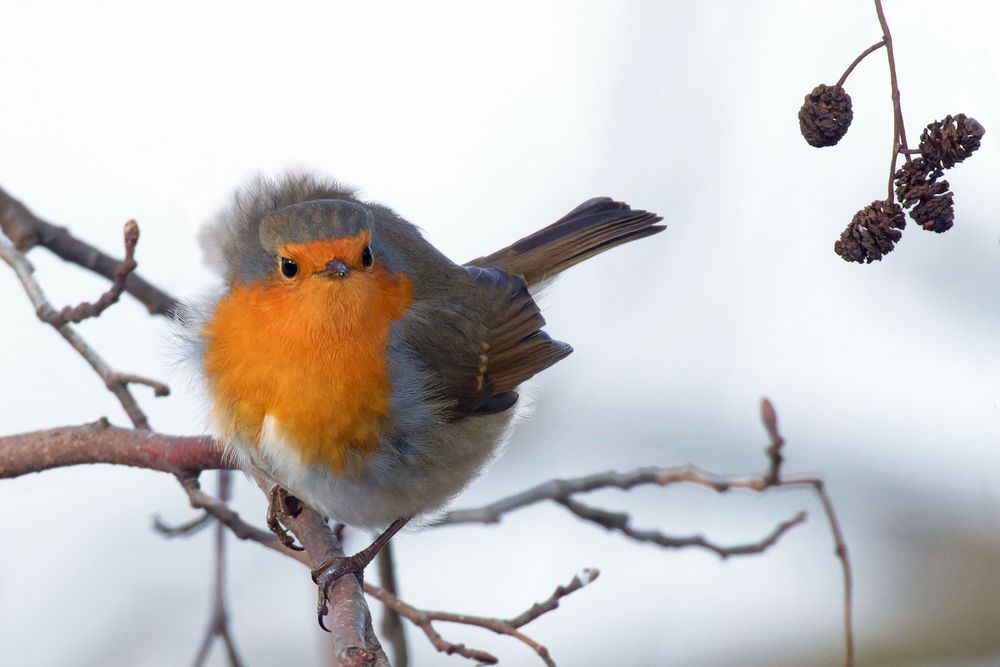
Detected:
left=202, top=264, right=414, bottom=473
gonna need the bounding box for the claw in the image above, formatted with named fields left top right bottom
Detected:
left=310, top=516, right=411, bottom=630
left=317, top=587, right=331, bottom=632
left=314, top=555, right=366, bottom=632
left=266, top=485, right=305, bottom=551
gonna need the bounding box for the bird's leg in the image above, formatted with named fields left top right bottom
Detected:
left=266, top=485, right=304, bottom=551
left=313, top=516, right=410, bottom=630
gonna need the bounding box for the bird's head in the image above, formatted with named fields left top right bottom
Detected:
left=219, top=198, right=412, bottom=330
left=258, top=199, right=376, bottom=288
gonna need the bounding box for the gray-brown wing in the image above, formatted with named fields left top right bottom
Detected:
left=468, top=197, right=664, bottom=287
left=402, top=266, right=571, bottom=417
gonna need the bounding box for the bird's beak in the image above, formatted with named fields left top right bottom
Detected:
left=319, top=258, right=349, bottom=278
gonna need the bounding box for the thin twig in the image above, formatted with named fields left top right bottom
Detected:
left=178, top=474, right=306, bottom=562
left=36, top=220, right=140, bottom=325
left=437, top=398, right=854, bottom=667
left=154, top=510, right=212, bottom=537
left=761, top=397, right=785, bottom=485
left=834, top=39, right=886, bottom=89
left=558, top=496, right=807, bottom=558
left=0, top=404, right=852, bottom=666
left=376, top=542, right=409, bottom=667
left=366, top=569, right=599, bottom=666
left=785, top=474, right=854, bottom=667
left=0, top=184, right=179, bottom=316
left=192, top=471, right=245, bottom=667
left=0, top=229, right=168, bottom=428
left=111, top=373, right=171, bottom=397
left=875, top=0, right=910, bottom=200
left=0, top=198, right=241, bottom=664
left=506, top=568, right=599, bottom=628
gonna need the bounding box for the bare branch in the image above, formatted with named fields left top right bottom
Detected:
left=782, top=474, right=854, bottom=667
left=36, top=220, right=140, bottom=325
left=365, top=569, right=599, bottom=666
left=177, top=474, right=301, bottom=560
left=109, top=372, right=171, bottom=397
left=252, top=476, right=390, bottom=667
left=0, top=184, right=179, bottom=316
left=0, top=421, right=226, bottom=478
left=558, top=496, right=807, bottom=558
left=761, top=397, right=785, bottom=485
left=0, top=400, right=852, bottom=666
left=506, top=568, right=598, bottom=628
left=834, top=40, right=885, bottom=89
left=0, top=422, right=378, bottom=664
left=0, top=229, right=168, bottom=428
left=875, top=0, right=911, bottom=201
left=376, top=542, right=409, bottom=667
left=437, top=398, right=854, bottom=667
left=191, top=471, right=245, bottom=667
left=153, top=510, right=212, bottom=537
left=0, top=191, right=389, bottom=664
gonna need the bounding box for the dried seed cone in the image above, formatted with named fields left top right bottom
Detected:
left=799, top=84, right=854, bottom=147
left=911, top=191, right=955, bottom=233
left=834, top=200, right=906, bottom=264
left=894, top=158, right=948, bottom=209
left=919, top=114, right=985, bottom=169
left=894, top=158, right=955, bottom=233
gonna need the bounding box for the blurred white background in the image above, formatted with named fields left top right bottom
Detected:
left=2, top=1, right=1000, bottom=665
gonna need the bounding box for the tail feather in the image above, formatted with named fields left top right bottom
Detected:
left=467, top=198, right=664, bottom=286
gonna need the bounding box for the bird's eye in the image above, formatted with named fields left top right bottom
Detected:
left=280, top=257, right=298, bottom=279
left=361, top=246, right=374, bottom=269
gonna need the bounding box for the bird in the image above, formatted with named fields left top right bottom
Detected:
left=179, top=172, right=663, bottom=621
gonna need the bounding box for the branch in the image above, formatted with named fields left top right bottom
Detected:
left=0, top=184, right=179, bottom=316
left=36, top=219, right=140, bottom=325
left=376, top=542, right=409, bottom=667
left=251, top=476, right=390, bottom=667
left=0, top=421, right=227, bottom=478
left=438, top=398, right=854, bottom=667
left=0, top=423, right=388, bottom=663
left=0, top=189, right=388, bottom=664
left=0, top=401, right=852, bottom=666
left=158, top=471, right=388, bottom=664
left=154, top=510, right=212, bottom=537
left=558, top=496, right=808, bottom=558
left=0, top=229, right=168, bottom=428
left=191, top=471, right=245, bottom=667
left=834, top=40, right=885, bottom=89
left=364, top=569, right=599, bottom=666
left=875, top=0, right=910, bottom=201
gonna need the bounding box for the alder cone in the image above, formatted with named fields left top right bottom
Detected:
left=893, top=158, right=956, bottom=233
left=919, top=114, right=985, bottom=169
left=799, top=84, right=853, bottom=147
left=834, top=200, right=906, bottom=264
left=911, top=191, right=955, bottom=233
left=894, top=158, right=947, bottom=209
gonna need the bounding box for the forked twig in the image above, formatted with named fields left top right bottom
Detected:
left=438, top=399, right=854, bottom=666
left=0, top=184, right=178, bottom=315
left=0, top=225, right=168, bottom=429
left=35, top=219, right=140, bottom=325
left=191, top=471, right=245, bottom=667
left=365, top=569, right=600, bottom=666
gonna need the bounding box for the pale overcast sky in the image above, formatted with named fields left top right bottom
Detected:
left=3, top=2, right=1000, bottom=666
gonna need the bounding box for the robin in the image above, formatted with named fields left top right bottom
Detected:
left=182, top=173, right=663, bottom=621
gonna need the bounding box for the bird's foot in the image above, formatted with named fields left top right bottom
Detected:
left=312, top=551, right=373, bottom=631
left=312, top=516, right=411, bottom=631
left=266, top=485, right=304, bottom=551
